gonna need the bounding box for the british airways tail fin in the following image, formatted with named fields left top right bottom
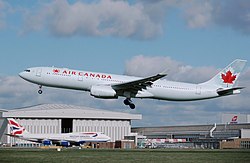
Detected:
left=201, top=59, right=247, bottom=88
left=7, top=118, right=29, bottom=136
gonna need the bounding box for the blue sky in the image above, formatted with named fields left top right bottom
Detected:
left=0, top=0, right=250, bottom=126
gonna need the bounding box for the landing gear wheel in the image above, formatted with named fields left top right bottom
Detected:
left=124, top=98, right=136, bottom=109
left=38, top=85, right=43, bottom=94
left=38, top=90, right=43, bottom=94
left=124, top=99, right=130, bottom=105
left=129, top=103, right=135, bottom=109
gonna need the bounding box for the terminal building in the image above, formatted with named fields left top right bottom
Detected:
left=0, top=104, right=142, bottom=146
left=132, top=123, right=250, bottom=149
left=132, top=113, right=250, bottom=149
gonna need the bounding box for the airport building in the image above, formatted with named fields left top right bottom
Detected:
left=132, top=123, right=250, bottom=149
left=0, top=104, right=142, bottom=146
left=131, top=113, right=250, bottom=149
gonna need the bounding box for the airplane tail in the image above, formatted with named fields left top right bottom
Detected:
left=201, top=59, right=247, bottom=95
left=7, top=118, right=29, bottom=136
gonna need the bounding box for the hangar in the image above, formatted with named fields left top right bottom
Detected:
left=0, top=104, right=142, bottom=146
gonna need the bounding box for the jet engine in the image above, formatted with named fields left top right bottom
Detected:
left=90, top=85, right=117, bottom=99
left=42, top=140, right=52, bottom=145
left=60, top=141, right=70, bottom=147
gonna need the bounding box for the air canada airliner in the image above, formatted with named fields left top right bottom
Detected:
left=19, top=59, right=247, bottom=109
left=7, top=118, right=110, bottom=147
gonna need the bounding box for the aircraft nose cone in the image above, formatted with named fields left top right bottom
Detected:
left=19, top=71, right=30, bottom=80
left=19, top=72, right=25, bottom=79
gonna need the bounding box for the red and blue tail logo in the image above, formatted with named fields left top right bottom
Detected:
left=8, top=119, right=25, bottom=135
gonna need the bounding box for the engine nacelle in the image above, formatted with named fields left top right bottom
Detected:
left=42, top=139, right=52, bottom=145
left=60, top=141, right=70, bottom=147
left=90, top=85, right=117, bottom=99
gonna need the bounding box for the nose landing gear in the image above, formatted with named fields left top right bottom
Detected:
left=124, top=98, right=135, bottom=109
left=38, top=85, right=43, bottom=94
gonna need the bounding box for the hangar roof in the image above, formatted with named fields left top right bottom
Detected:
left=1, top=104, right=142, bottom=120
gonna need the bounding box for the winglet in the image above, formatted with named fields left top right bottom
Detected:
left=159, top=69, right=168, bottom=76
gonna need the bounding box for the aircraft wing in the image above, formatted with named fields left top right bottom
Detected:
left=112, top=72, right=167, bottom=92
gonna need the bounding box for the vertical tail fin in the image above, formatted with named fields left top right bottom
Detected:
left=7, top=118, right=28, bottom=136
left=201, top=59, right=247, bottom=88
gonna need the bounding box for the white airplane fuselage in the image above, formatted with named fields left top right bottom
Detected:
left=20, top=67, right=216, bottom=101
left=19, top=132, right=111, bottom=144
left=19, top=59, right=247, bottom=109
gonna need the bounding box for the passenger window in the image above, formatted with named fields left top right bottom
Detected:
left=25, top=70, right=31, bottom=72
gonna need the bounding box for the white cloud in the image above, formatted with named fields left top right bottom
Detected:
left=125, top=55, right=217, bottom=83
left=133, top=99, right=221, bottom=126
left=181, top=0, right=213, bottom=28
left=22, top=0, right=165, bottom=39
left=125, top=55, right=181, bottom=77
left=1, top=0, right=250, bottom=38
left=180, top=0, right=250, bottom=35
left=0, top=76, right=36, bottom=108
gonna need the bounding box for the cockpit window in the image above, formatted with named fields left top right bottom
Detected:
left=24, top=69, right=31, bottom=72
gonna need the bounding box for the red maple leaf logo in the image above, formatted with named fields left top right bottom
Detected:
left=221, top=70, right=237, bottom=84
left=53, top=69, right=60, bottom=73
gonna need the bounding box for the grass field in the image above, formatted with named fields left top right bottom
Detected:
left=0, top=148, right=250, bottom=163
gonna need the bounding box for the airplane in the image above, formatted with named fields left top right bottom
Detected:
left=6, top=118, right=111, bottom=147
left=19, top=59, right=247, bottom=109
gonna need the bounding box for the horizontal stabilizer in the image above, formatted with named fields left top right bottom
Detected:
left=217, top=87, right=245, bottom=96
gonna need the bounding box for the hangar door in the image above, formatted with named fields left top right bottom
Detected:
left=61, top=118, right=73, bottom=133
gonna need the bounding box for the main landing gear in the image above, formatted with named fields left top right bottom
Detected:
left=38, top=85, right=43, bottom=94
left=124, top=98, right=135, bottom=109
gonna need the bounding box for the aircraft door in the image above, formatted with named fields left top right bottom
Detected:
left=36, top=68, right=42, bottom=77
left=196, top=86, right=201, bottom=95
